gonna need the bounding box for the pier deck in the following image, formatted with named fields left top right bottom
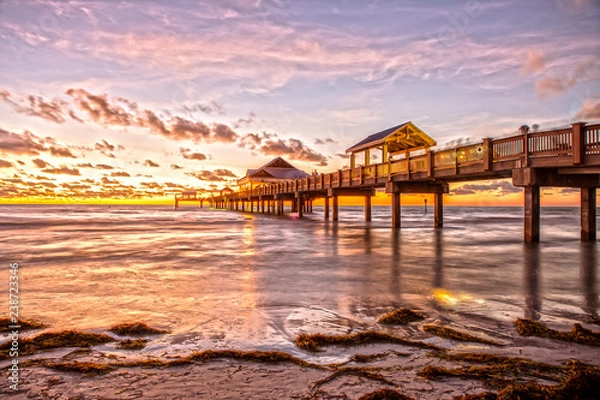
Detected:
left=204, top=122, right=599, bottom=242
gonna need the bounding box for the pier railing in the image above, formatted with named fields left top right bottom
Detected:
left=217, top=123, right=599, bottom=200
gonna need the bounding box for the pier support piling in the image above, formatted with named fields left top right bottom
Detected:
left=365, top=195, right=372, bottom=222
left=434, top=193, right=443, bottom=228
left=392, top=192, right=401, bottom=228
left=332, top=195, right=339, bottom=222
left=524, top=186, right=540, bottom=243
left=581, top=187, right=597, bottom=241
left=324, top=197, right=330, bottom=220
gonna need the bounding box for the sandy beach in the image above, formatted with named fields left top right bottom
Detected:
left=2, top=313, right=599, bottom=399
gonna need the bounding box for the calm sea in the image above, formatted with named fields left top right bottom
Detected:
left=0, top=204, right=597, bottom=358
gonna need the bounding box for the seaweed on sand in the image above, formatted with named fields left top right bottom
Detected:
left=39, top=360, right=116, bottom=375
left=422, top=355, right=600, bottom=400
left=515, top=319, right=600, bottom=346
left=377, top=308, right=425, bottom=325
left=35, top=349, right=327, bottom=374
left=418, top=365, right=514, bottom=386
left=0, top=318, right=46, bottom=332
left=358, top=389, right=415, bottom=400
left=0, top=330, right=116, bottom=359
left=433, top=351, right=564, bottom=379
left=116, top=338, right=148, bottom=350
left=109, top=322, right=169, bottom=336
left=187, top=349, right=323, bottom=368
left=295, top=331, right=441, bottom=352
left=422, top=324, right=502, bottom=346
left=311, top=367, right=396, bottom=390
left=350, top=352, right=395, bottom=363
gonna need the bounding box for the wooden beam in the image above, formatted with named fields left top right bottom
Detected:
left=581, top=187, right=597, bottom=241
left=513, top=168, right=600, bottom=187
left=324, top=196, right=330, bottom=220
left=524, top=186, right=540, bottom=243
left=572, top=122, right=586, bottom=165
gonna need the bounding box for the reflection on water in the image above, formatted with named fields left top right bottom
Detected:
left=433, top=229, right=443, bottom=289
left=582, top=242, right=598, bottom=319
left=524, top=243, right=541, bottom=320
left=0, top=205, right=597, bottom=354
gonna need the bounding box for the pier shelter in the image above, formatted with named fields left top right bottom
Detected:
left=346, top=121, right=437, bottom=168
left=232, top=157, right=310, bottom=213
left=346, top=121, right=442, bottom=226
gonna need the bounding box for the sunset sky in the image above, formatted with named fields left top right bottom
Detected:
left=1, top=0, right=599, bottom=206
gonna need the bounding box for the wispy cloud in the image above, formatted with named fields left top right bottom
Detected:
left=143, top=159, right=160, bottom=167
left=41, top=166, right=81, bottom=176
left=239, top=132, right=328, bottom=165
left=180, top=147, right=208, bottom=161
left=187, top=169, right=237, bottom=181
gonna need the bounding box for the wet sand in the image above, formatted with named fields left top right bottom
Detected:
left=2, top=315, right=599, bottom=399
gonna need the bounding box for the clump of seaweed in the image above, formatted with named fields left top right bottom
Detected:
left=418, top=365, right=514, bottom=386
left=377, top=308, right=425, bottom=325
left=350, top=352, right=392, bottom=363
left=39, top=360, right=116, bottom=375
left=0, top=318, right=45, bottom=332
left=515, top=318, right=600, bottom=346
left=295, top=331, right=441, bottom=352
left=421, top=354, right=600, bottom=399
left=433, top=351, right=564, bottom=378
left=423, top=324, right=502, bottom=346
left=493, top=367, right=600, bottom=399
left=116, top=338, right=148, bottom=350
left=312, top=367, right=396, bottom=390
left=188, top=349, right=323, bottom=369
left=0, top=330, right=116, bottom=359
left=358, top=388, right=414, bottom=400
left=109, top=322, right=169, bottom=336
left=453, top=392, right=497, bottom=400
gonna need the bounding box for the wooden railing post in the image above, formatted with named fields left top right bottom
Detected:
left=482, top=138, right=492, bottom=171
left=523, top=133, right=529, bottom=167
left=572, top=122, right=586, bottom=165
left=427, top=149, right=434, bottom=178
left=337, top=169, right=342, bottom=187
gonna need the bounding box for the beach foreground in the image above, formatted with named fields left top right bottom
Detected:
left=2, top=314, right=599, bottom=399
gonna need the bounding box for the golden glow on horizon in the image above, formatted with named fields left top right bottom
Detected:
left=0, top=188, right=589, bottom=207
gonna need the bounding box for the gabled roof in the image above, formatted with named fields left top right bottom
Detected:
left=239, top=157, right=310, bottom=184
left=346, top=121, right=436, bottom=153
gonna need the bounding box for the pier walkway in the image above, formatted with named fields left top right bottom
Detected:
left=203, top=122, right=599, bottom=242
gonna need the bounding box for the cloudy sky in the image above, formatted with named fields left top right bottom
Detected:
left=1, top=0, right=599, bottom=204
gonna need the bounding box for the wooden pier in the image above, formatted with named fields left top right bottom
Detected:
left=201, top=122, right=599, bottom=242
left=174, top=191, right=203, bottom=209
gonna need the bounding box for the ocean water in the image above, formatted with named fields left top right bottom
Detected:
left=0, top=204, right=598, bottom=359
